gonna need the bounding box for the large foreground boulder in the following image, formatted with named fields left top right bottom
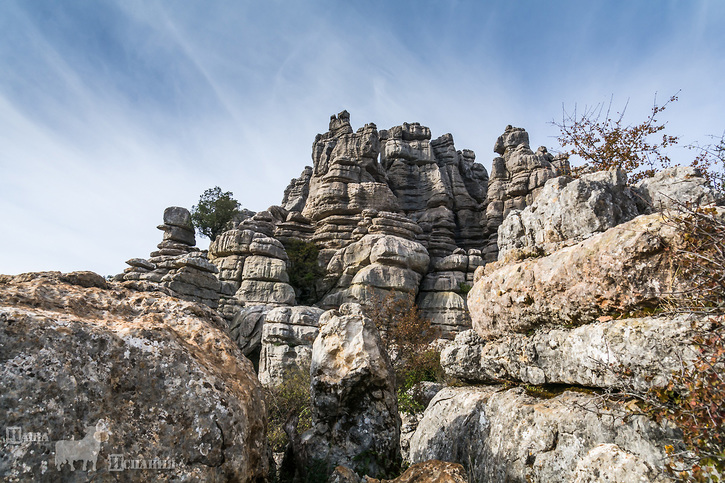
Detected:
left=0, top=272, right=268, bottom=482
left=300, top=303, right=400, bottom=478
left=409, top=386, right=677, bottom=483
left=469, top=212, right=683, bottom=339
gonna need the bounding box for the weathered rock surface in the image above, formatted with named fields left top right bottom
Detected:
left=209, top=228, right=296, bottom=324
left=571, top=443, right=667, bottom=483
left=282, top=166, right=313, bottom=212
left=274, top=210, right=315, bottom=245
left=482, top=126, right=568, bottom=261
left=368, top=460, right=468, bottom=483
left=470, top=212, right=684, bottom=339
left=121, top=207, right=221, bottom=310
left=258, top=305, right=324, bottom=387
left=417, top=250, right=480, bottom=337
left=301, top=303, right=400, bottom=477
left=379, top=123, right=489, bottom=258
left=320, top=234, right=429, bottom=308
left=0, top=272, right=268, bottom=482
left=409, top=386, right=675, bottom=483
left=228, top=304, right=273, bottom=360
left=442, top=314, right=704, bottom=391
left=497, top=168, right=640, bottom=261
left=635, top=165, right=720, bottom=211
left=301, top=111, right=400, bottom=250
left=280, top=112, right=492, bottom=291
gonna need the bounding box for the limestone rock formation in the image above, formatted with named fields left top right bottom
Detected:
left=441, top=314, right=705, bottom=392
left=258, top=305, right=324, bottom=387
left=571, top=444, right=668, bottom=483
left=409, top=386, right=676, bottom=482
left=634, top=165, right=720, bottom=211
left=379, top=123, right=489, bottom=258
left=209, top=227, right=296, bottom=325
left=281, top=166, right=313, bottom=212
left=301, top=303, right=400, bottom=477
left=483, top=125, right=568, bottom=261
left=228, top=304, right=273, bottom=361
left=0, top=272, right=268, bottom=481
left=301, top=111, right=400, bottom=250
left=320, top=233, right=429, bottom=309
left=497, top=168, right=640, bottom=260
left=280, top=112, right=491, bottom=262
left=121, top=207, right=221, bottom=309
left=274, top=210, right=315, bottom=245
left=417, top=250, right=476, bottom=336
left=469, top=212, right=687, bottom=339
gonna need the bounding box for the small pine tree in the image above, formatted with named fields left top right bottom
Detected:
left=191, top=187, right=241, bottom=241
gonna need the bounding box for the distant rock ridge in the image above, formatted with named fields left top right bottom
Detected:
left=271, top=112, right=568, bottom=335
left=118, top=114, right=578, bottom=341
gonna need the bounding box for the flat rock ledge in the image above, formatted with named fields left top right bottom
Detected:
left=442, top=313, right=706, bottom=392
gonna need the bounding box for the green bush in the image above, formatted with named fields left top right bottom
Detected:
left=458, top=282, right=473, bottom=295
left=285, top=239, right=325, bottom=305
left=190, top=186, right=241, bottom=241
left=264, top=365, right=313, bottom=453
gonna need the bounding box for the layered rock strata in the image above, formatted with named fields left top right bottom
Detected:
left=483, top=125, right=568, bottom=261
left=281, top=113, right=492, bottom=260
left=121, top=207, right=221, bottom=309
left=319, top=234, right=429, bottom=309
left=417, top=250, right=473, bottom=337
left=274, top=210, right=315, bottom=245
left=258, top=305, right=324, bottom=387
left=208, top=227, right=296, bottom=323
left=301, top=111, right=400, bottom=251
left=379, top=123, right=489, bottom=258
left=442, top=314, right=706, bottom=392
left=409, top=386, right=675, bottom=482
left=281, top=166, right=313, bottom=212
left=301, top=303, right=400, bottom=478
left=0, top=271, right=268, bottom=481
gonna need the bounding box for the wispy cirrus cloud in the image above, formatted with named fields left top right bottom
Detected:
left=1, top=0, right=723, bottom=275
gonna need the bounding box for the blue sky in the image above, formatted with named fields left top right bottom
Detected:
left=1, top=1, right=723, bottom=276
